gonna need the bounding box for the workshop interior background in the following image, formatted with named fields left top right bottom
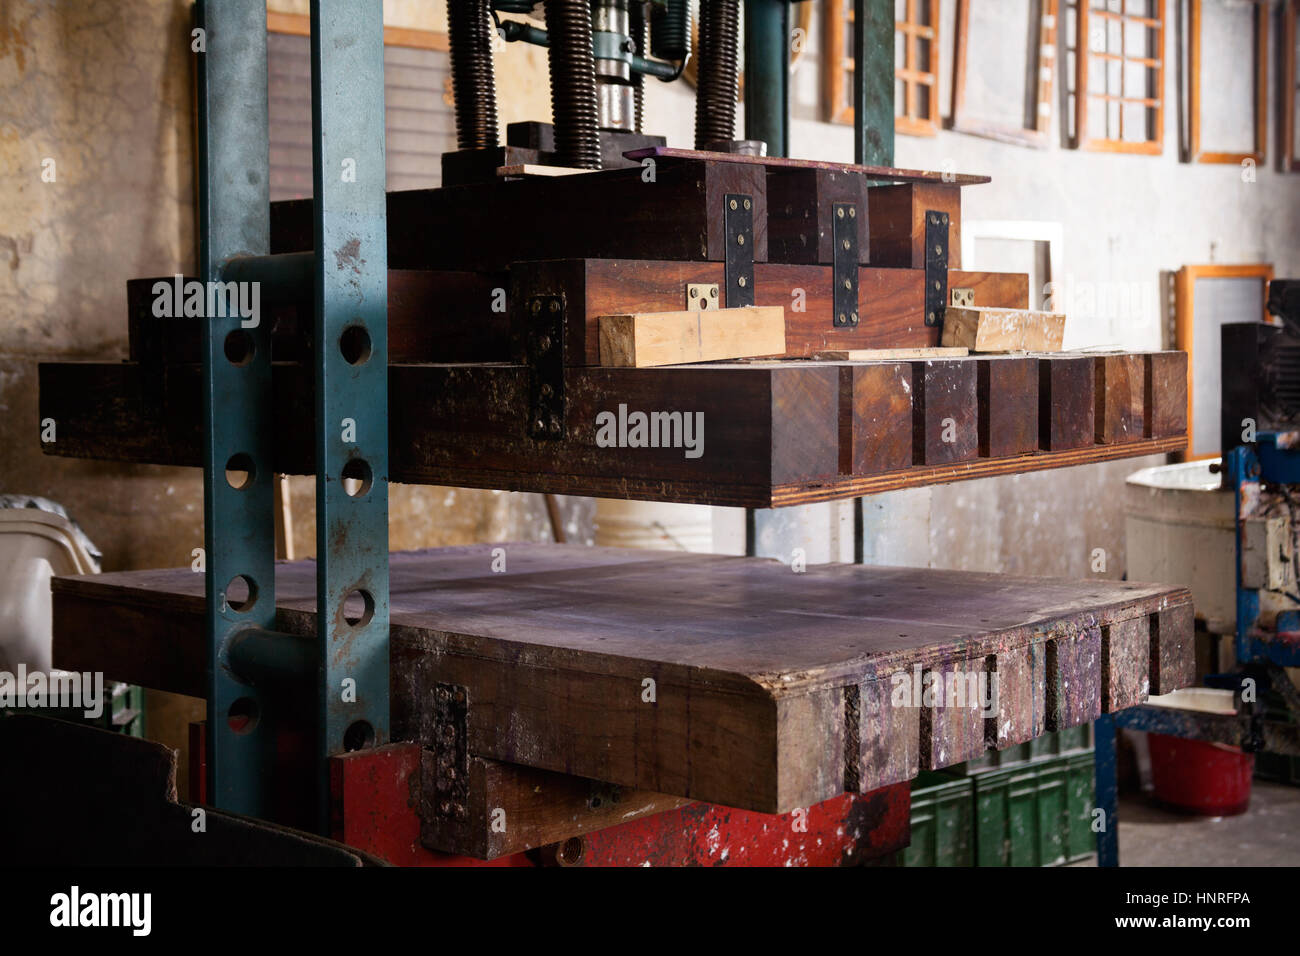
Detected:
left=1, top=0, right=1298, bottom=816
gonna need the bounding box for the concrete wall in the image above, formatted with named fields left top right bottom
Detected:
left=643, top=0, right=1300, bottom=579
left=0, top=0, right=573, bottom=580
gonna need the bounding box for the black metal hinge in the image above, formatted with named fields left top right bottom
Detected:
left=527, top=294, right=566, bottom=440
left=724, top=193, right=755, bottom=308
left=832, top=202, right=859, bottom=328
left=924, top=209, right=949, bottom=328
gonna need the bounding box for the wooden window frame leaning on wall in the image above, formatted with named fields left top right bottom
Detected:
left=1074, top=0, right=1166, bottom=154
left=1183, top=0, right=1267, bottom=165
left=824, top=0, right=940, bottom=135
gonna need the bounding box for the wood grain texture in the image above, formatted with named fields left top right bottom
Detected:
left=840, top=362, right=913, bottom=475
left=867, top=182, right=962, bottom=270
left=1039, top=356, right=1096, bottom=451
left=948, top=270, right=1030, bottom=310
left=941, top=307, right=1066, bottom=352
left=272, top=158, right=768, bottom=271
left=52, top=544, right=1196, bottom=812
left=1146, top=351, right=1188, bottom=439
left=597, top=306, right=785, bottom=367
left=912, top=359, right=978, bottom=465
left=1095, top=353, right=1146, bottom=444
left=820, top=347, right=966, bottom=360
left=765, top=166, right=869, bottom=264
left=978, top=357, right=1039, bottom=458
left=39, top=353, right=1188, bottom=508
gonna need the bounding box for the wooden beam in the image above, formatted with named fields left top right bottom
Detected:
left=941, top=307, right=1066, bottom=352
left=597, top=306, right=786, bottom=367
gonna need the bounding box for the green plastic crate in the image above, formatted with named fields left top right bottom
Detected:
left=900, top=772, right=975, bottom=867
left=973, top=751, right=1095, bottom=866
left=951, top=724, right=1094, bottom=775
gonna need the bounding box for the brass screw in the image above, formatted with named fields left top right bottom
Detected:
left=842, top=239, right=851, bottom=250
left=737, top=234, right=745, bottom=245
left=690, top=287, right=699, bottom=298
left=928, top=311, right=936, bottom=322
left=744, top=198, right=751, bottom=210
left=848, top=207, right=856, bottom=218
left=530, top=300, right=541, bottom=314
left=549, top=300, right=560, bottom=313
left=838, top=313, right=846, bottom=324
left=843, top=278, right=852, bottom=290
left=850, top=311, right=859, bottom=323
left=709, top=287, right=718, bottom=298
left=738, top=276, right=747, bottom=287
left=729, top=198, right=738, bottom=210
left=836, top=207, right=845, bottom=219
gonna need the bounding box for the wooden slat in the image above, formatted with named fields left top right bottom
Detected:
left=1095, top=353, right=1146, bottom=444
left=1039, top=356, right=1096, bottom=450
left=978, top=356, right=1039, bottom=458
left=51, top=544, right=1196, bottom=813
left=912, top=359, right=978, bottom=465
left=840, top=362, right=913, bottom=474
left=941, top=307, right=1066, bottom=352
left=1146, top=350, right=1188, bottom=439
left=820, top=347, right=966, bottom=360
left=597, top=306, right=785, bottom=367
left=948, top=270, right=1030, bottom=310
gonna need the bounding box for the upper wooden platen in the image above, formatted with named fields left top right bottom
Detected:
left=51, top=544, right=1194, bottom=818
left=41, top=348, right=1187, bottom=508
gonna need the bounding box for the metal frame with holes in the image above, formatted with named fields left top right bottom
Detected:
left=198, top=0, right=389, bottom=829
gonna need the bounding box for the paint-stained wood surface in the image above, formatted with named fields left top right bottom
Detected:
left=52, top=544, right=1196, bottom=814
left=941, top=307, right=1066, bottom=352
left=597, top=306, right=785, bottom=367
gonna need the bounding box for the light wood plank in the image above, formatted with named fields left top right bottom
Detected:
left=598, top=306, right=786, bottom=367
left=817, top=346, right=968, bottom=360
left=941, top=306, right=1066, bottom=352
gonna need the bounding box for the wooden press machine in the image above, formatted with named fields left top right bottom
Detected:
left=21, top=0, right=1196, bottom=866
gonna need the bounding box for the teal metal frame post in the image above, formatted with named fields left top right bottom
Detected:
left=310, top=0, right=391, bottom=828
left=197, top=0, right=390, bottom=828
left=743, top=0, right=791, bottom=158
left=197, top=0, right=280, bottom=818
left=853, top=0, right=894, bottom=167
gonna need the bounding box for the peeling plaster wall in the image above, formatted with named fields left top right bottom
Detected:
left=0, top=0, right=574, bottom=580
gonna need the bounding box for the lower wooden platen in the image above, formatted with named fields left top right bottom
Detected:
left=54, top=544, right=1194, bottom=823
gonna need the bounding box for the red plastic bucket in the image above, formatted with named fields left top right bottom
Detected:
left=1148, top=733, right=1254, bottom=816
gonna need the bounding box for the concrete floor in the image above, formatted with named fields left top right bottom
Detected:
left=1096, top=782, right=1300, bottom=866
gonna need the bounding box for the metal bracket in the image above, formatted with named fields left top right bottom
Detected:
left=527, top=294, right=566, bottom=440
left=924, top=210, right=949, bottom=327
left=950, top=287, right=974, bottom=308
left=832, top=202, right=859, bottom=328
left=428, top=682, right=469, bottom=820
left=724, top=194, right=755, bottom=308
left=687, top=283, right=720, bottom=311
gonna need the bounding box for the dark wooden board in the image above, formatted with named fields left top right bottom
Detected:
left=38, top=352, right=1189, bottom=508
left=622, top=146, right=992, bottom=186
left=765, top=166, right=870, bottom=264
left=867, top=182, right=963, bottom=270
left=841, top=362, right=913, bottom=474
left=1039, top=356, right=1096, bottom=451
left=510, top=259, right=931, bottom=364
left=1146, top=350, right=1188, bottom=440
left=1095, top=353, right=1146, bottom=444
left=912, top=358, right=978, bottom=465
left=272, top=158, right=768, bottom=272
left=52, top=544, right=1193, bottom=813
left=979, top=356, right=1039, bottom=458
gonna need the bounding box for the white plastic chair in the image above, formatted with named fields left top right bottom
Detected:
left=0, top=509, right=99, bottom=673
